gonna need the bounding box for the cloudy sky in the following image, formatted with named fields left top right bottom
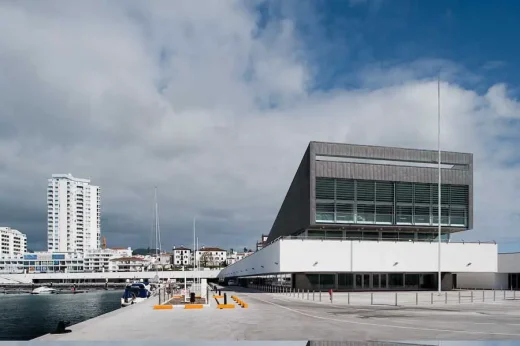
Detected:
left=1, top=0, right=520, bottom=252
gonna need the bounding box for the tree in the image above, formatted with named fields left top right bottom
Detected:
left=199, top=252, right=210, bottom=268
left=220, top=261, right=228, bottom=267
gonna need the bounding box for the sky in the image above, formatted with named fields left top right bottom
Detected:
left=1, top=0, right=520, bottom=253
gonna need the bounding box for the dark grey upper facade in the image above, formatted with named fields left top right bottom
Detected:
left=267, top=141, right=473, bottom=242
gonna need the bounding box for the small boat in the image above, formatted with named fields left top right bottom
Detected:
left=32, top=286, right=56, bottom=295
left=120, top=283, right=151, bottom=307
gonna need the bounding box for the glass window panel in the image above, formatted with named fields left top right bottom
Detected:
left=326, top=231, right=343, bottom=239
left=450, top=185, right=469, bottom=206
left=336, top=179, right=355, bottom=201
left=336, top=203, right=355, bottom=223
left=432, top=185, right=450, bottom=205
left=308, top=231, right=325, bottom=238
left=316, top=178, right=335, bottom=199
left=399, top=232, right=415, bottom=241
left=413, top=206, right=430, bottom=224
left=414, top=183, right=431, bottom=204
left=450, top=207, right=467, bottom=226
left=317, top=203, right=334, bottom=213
left=373, top=274, right=380, bottom=288
left=389, top=273, right=404, bottom=288
left=396, top=183, right=413, bottom=203
left=363, top=231, right=379, bottom=240
left=396, top=205, right=413, bottom=224
left=345, top=231, right=362, bottom=239
left=375, top=181, right=394, bottom=203
left=338, top=273, right=354, bottom=289
left=382, top=232, right=398, bottom=240
left=381, top=274, right=387, bottom=288
left=316, top=202, right=334, bottom=222
left=432, top=206, right=450, bottom=225
left=417, top=233, right=435, bottom=241
left=356, top=180, right=375, bottom=202
left=375, top=205, right=393, bottom=223
left=356, top=204, right=375, bottom=223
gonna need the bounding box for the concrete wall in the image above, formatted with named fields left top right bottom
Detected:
left=219, top=239, right=497, bottom=278
left=0, top=269, right=219, bottom=284
left=456, top=273, right=508, bottom=289
left=279, top=239, right=496, bottom=273
left=498, top=253, right=520, bottom=273
left=218, top=241, right=281, bottom=278
left=267, top=147, right=311, bottom=242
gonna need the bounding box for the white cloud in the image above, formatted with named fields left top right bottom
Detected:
left=0, top=1, right=519, bottom=250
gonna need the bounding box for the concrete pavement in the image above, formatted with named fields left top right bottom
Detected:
left=37, top=286, right=520, bottom=341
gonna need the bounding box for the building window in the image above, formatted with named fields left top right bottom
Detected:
left=315, top=178, right=469, bottom=228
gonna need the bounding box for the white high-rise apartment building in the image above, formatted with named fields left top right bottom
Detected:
left=0, top=227, right=27, bottom=256
left=47, top=173, right=101, bottom=253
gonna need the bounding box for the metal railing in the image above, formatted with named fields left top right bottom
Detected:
left=253, top=285, right=520, bottom=306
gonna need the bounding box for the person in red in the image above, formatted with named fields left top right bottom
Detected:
left=328, top=289, right=333, bottom=303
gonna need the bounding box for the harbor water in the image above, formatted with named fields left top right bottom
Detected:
left=0, top=290, right=122, bottom=340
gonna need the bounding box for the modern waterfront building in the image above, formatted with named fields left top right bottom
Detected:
left=47, top=173, right=101, bottom=253
left=218, top=141, right=497, bottom=291
left=0, top=248, right=133, bottom=274
left=0, top=227, right=27, bottom=256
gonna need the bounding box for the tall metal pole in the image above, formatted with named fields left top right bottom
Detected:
left=193, top=217, right=196, bottom=274
left=437, top=75, right=442, bottom=294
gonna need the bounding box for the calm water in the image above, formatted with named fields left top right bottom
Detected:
left=0, top=290, right=122, bottom=340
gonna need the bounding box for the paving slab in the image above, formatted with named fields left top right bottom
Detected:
left=36, top=287, right=520, bottom=342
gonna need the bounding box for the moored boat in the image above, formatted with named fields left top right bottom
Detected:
left=120, top=283, right=151, bottom=307
left=31, top=286, right=56, bottom=294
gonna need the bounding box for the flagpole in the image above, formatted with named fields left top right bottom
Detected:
left=437, top=74, right=442, bottom=294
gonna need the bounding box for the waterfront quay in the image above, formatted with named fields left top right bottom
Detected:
left=37, top=285, right=520, bottom=341
left=0, top=269, right=219, bottom=285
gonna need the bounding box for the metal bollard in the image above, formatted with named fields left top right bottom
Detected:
left=307, top=290, right=309, bottom=300
left=395, top=292, right=397, bottom=306
left=371, top=292, right=373, bottom=305
left=297, top=289, right=300, bottom=298
left=416, top=292, right=418, bottom=305
left=493, top=289, right=496, bottom=301
left=313, top=290, right=315, bottom=301
left=224, top=293, right=227, bottom=305
left=319, top=290, right=322, bottom=302
left=445, top=291, right=447, bottom=304
left=504, top=290, right=506, bottom=300
left=431, top=292, right=433, bottom=305
left=515, top=290, right=516, bottom=300
left=483, top=290, right=485, bottom=301
left=348, top=292, right=350, bottom=305
left=458, top=291, right=461, bottom=303
left=471, top=291, right=473, bottom=303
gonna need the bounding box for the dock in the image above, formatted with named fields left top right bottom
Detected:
left=36, top=286, right=520, bottom=341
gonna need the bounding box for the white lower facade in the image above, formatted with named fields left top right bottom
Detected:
left=218, top=238, right=498, bottom=290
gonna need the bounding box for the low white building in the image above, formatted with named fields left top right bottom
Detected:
left=83, top=247, right=132, bottom=272
left=226, top=251, right=254, bottom=266
left=0, top=227, right=27, bottom=256
left=109, top=256, right=150, bottom=272
left=0, top=252, right=84, bottom=274
left=171, top=246, right=192, bottom=266
left=0, top=247, right=133, bottom=274
left=196, top=247, right=227, bottom=268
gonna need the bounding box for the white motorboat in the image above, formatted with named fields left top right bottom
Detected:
left=32, top=286, right=56, bottom=294
left=120, top=282, right=151, bottom=307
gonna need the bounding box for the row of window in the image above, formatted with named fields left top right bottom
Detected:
left=316, top=178, right=469, bottom=227
left=316, top=178, right=469, bottom=206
